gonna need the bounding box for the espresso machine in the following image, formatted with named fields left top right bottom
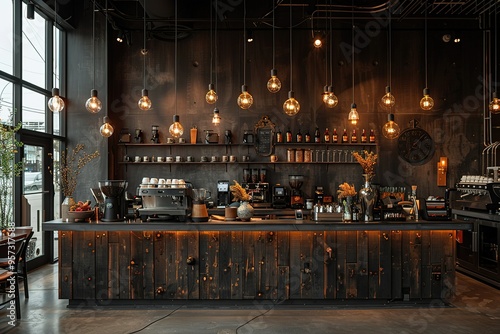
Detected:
left=136, top=186, right=190, bottom=222
left=242, top=168, right=271, bottom=208
left=217, top=180, right=231, bottom=208
left=289, top=175, right=304, bottom=209
left=98, top=180, right=128, bottom=221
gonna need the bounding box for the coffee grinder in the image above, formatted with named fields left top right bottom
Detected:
left=98, top=180, right=128, bottom=221
left=217, top=180, right=231, bottom=208
left=191, top=188, right=209, bottom=222
left=289, top=175, right=304, bottom=209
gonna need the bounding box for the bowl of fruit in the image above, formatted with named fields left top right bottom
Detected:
left=67, top=200, right=94, bottom=222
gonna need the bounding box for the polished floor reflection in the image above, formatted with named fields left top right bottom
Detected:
left=1, top=263, right=499, bottom=333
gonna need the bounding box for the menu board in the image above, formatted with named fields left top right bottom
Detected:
left=255, top=127, right=273, bottom=156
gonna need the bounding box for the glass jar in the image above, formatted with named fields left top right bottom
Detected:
left=287, top=148, right=295, bottom=162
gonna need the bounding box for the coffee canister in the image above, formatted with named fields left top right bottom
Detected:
left=287, top=148, right=295, bottom=162
left=304, top=149, right=312, bottom=162
left=295, top=148, right=304, bottom=162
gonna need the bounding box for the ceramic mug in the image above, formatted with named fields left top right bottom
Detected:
left=135, top=156, right=141, bottom=162
left=222, top=155, right=229, bottom=162
left=175, top=156, right=183, bottom=162
left=143, top=156, right=150, bottom=162
left=178, top=138, right=186, bottom=143
left=166, top=156, right=174, bottom=162
left=167, top=138, right=175, bottom=144
left=270, top=154, right=278, bottom=162
left=186, top=156, right=194, bottom=162
left=229, top=155, right=237, bottom=162
left=157, top=156, right=164, bottom=162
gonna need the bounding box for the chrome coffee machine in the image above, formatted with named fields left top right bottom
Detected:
left=217, top=180, right=231, bottom=208
left=137, top=186, right=190, bottom=222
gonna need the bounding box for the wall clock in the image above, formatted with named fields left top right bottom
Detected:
left=397, top=120, right=435, bottom=165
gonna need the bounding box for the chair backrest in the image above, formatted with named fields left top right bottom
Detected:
left=19, top=231, right=34, bottom=263
left=0, top=237, right=26, bottom=272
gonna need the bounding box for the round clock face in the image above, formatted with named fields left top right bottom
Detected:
left=397, top=128, right=434, bottom=164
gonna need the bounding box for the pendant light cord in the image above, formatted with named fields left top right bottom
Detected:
left=495, top=1, right=497, bottom=94
left=424, top=2, right=428, bottom=89
left=143, top=0, right=146, bottom=89
left=272, top=0, right=276, bottom=69
left=243, top=0, right=247, bottom=85
left=289, top=2, right=293, bottom=91
left=92, top=0, right=96, bottom=89
left=352, top=1, right=355, bottom=103
left=209, top=1, right=213, bottom=85
left=175, top=0, right=177, bottom=114
left=388, top=2, right=392, bottom=89
left=329, top=0, right=333, bottom=85
left=215, top=0, right=218, bottom=93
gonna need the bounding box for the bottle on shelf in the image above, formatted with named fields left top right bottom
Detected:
left=351, top=129, right=357, bottom=143
left=296, top=129, right=303, bottom=143
left=314, top=127, right=321, bottom=143
left=369, top=129, right=376, bottom=143
left=304, top=130, right=311, bottom=143
left=332, top=128, right=338, bottom=143
left=361, top=129, right=367, bottom=143
left=341, top=129, right=349, bottom=143
left=324, top=128, right=330, bottom=143
left=286, top=128, right=293, bottom=143
left=276, top=128, right=283, bottom=143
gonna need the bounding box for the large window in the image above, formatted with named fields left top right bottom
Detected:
left=22, top=87, right=46, bottom=132
left=0, top=1, right=13, bottom=75
left=0, top=79, right=13, bottom=124
left=22, top=2, right=46, bottom=88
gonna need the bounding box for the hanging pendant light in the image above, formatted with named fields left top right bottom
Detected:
left=267, top=0, right=281, bottom=93
left=283, top=1, right=300, bottom=116
left=100, top=116, right=114, bottom=137
left=237, top=0, right=253, bottom=109
left=380, top=5, right=395, bottom=110
left=169, top=0, right=183, bottom=138
left=382, top=113, right=400, bottom=139
left=420, top=3, right=434, bottom=111
left=212, top=108, right=221, bottom=125
left=205, top=2, right=218, bottom=104
left=490, top=2, right=500, bottom=114
left=348, top=6, right=359, bottom=125
left=138, top=0, right=152, bottom=111
left=47, top=1, right=64, bottom=113
left=324, top=1, right=338, bottom=109
left=85, top=0, right=102, bottom=113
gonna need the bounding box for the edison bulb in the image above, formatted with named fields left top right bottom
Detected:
left=237, top=85, right=253, bottom=109
left=420, top=88, right=434, bottom=110
left=380, top=86, right=395, bottom=109
left=489, top=93, right=500, bottom=114
left=85, top=89, right=102, bottom=113
left=138, top=89, right=152, bottom=110
left=100, top=116, right=114, bottom=137
left=322, top=85, right=329, bottom=103
left=48, top=88, right=65, bottom=112
left=382, top=114, right=400, bottom=139
left=205, top=84, right=218, bottom=104
left=324, top=87, right=338, bottom=108
left=283, top=91, right=300, bottom=116
left=348, top=103, right=359, bottom=125
left=169, top=115, right=184, bottom=138
left=212, top=108, right=221, bottom=125
left=267, top=69, right=281, bottom=93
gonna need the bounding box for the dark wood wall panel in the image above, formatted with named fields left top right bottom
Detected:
left=61, top=230, right=456, bottom=301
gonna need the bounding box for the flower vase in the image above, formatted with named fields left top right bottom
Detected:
left=342, top=196, right=353, bottom=222
left=359, top=174, right=376, bottom=222
left=237, top=201, right=254, bottom=221
left=61, top=196, right=75, bottom=222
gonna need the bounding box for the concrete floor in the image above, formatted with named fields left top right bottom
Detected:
left=1, top=264, right=499, bottom=334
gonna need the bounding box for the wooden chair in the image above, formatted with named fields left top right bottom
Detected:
left=0, top=227, right=33, bottom=298
left=0, top=236, right=27, bottom=320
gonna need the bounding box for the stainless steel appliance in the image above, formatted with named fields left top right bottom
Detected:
left=136, top=186, right=190, bottom=222
left=272, top=184, right=288, bottom=208
left=217, top=180, right=231, bottom=208
left=99, top=180, right=128, bottom=222
left=242, top=182, right=271, bottom=208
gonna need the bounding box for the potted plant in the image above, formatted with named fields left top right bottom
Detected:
left=0, top=113, right=23, bottom=230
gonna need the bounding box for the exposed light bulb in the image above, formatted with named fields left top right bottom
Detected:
left=100, top=116, right=114, bottom=137
left=322, top=85, right=329, bottom=103
left=313, top=36, right=322, bottom=48
left=212, top=108, right=221, bottom=125
left=382, top=113, right=400, bottom=139
left=237, top=85, right=253, bottom=109
left=489, top=92, right=500, bottom=114
left=267, top=69, right=281, bottom=93
left=283, top=91, right=300, bottom=116
left=380, top=86, right=395, bottom=109
left=138, top=89, right=152, bottom=110
left=85, top=89, right=102, bottom=113
left=348, top=103, right=359, bottom=125
left=169, top=114, right=184, bottom=138
left=205, top=83, right=218, bottom=104
left=324, top=86, right=338, bottom=108
left=48, top=88, right=65, bottom=112
left=420, top=88, right=434, bottom=110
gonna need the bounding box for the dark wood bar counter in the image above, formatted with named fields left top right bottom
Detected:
left=43, top=219, right=472, bottom=306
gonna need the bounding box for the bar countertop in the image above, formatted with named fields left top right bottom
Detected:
left=42, top=218, right=473, bottom=232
